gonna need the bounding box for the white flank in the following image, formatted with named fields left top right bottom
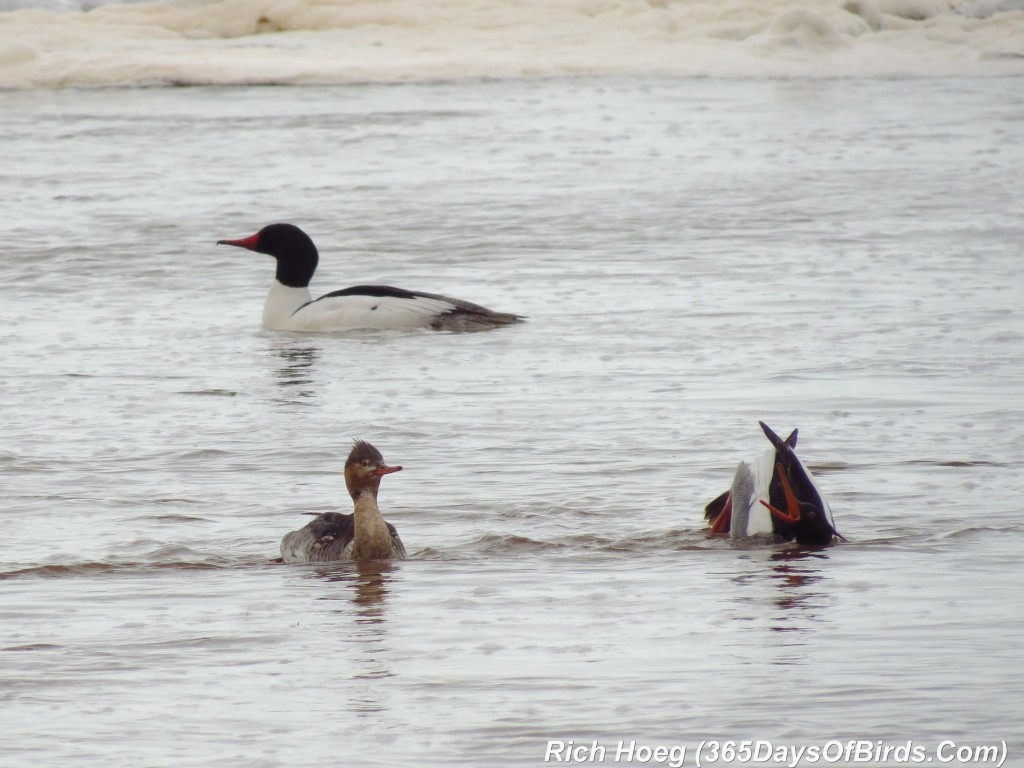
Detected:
left=261, top=280, right=457, bottom=332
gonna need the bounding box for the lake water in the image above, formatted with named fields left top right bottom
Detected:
left=2, top=3, right=1024, bottom=768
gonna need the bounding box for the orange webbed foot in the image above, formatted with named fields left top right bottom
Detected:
left=759, top=462, right=801, bottom=524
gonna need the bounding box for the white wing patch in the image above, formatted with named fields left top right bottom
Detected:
left=728, top=447, right=776, bottom=538
left=728, top=461, right=755, bottom=538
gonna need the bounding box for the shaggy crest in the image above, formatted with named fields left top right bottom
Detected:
left=346, top=440, right=385, bottom=467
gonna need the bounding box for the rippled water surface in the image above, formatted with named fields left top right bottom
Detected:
left=2, top=77, right=1023, bottom=767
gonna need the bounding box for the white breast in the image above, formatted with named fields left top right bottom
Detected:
left=262, top=282, right=313, bottom=330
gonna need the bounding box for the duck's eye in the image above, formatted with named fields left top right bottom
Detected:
left=361, top=459, right=370, bottom=468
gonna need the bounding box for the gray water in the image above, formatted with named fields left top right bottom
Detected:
left=1, top=77, right=1023, bottom=767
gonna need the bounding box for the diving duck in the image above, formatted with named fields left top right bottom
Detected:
left=705, top=421, right=840, bottom=546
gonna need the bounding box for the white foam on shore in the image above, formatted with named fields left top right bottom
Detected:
left=1, top=0, right=1023, bottom=87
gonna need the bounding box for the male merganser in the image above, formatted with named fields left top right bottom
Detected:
left=704, top=422, right=841, bottom=546
left=218, top=223, right=524, bottom=332
left=280, top=440, right=407, bottom=563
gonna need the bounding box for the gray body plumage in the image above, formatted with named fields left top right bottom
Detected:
left=280, top=512, right=406, bottom=563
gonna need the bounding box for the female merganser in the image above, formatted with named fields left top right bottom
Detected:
left=280, top=441, right=407, bottom=563
left=705, top=422, right=841, bottom=546
left=218, top=223, right=524, bottom=332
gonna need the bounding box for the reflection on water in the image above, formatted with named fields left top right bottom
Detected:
left=309, top=560, right=397, bottom=716
left=350, top=560, right=395, bottom=625
left=760, top=550, right=833, bottom=669
left=269, top=343, right=321, bottom=405
left=725, top=547, right=832, bottom=664
left=766, top=549, right=831, bottom=636
left=309, top=560, right=395, bottom=622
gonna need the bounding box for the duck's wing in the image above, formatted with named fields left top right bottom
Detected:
left=280, top=512, right=355, bottom=563
left=386, top=521, right=407, bottom=560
